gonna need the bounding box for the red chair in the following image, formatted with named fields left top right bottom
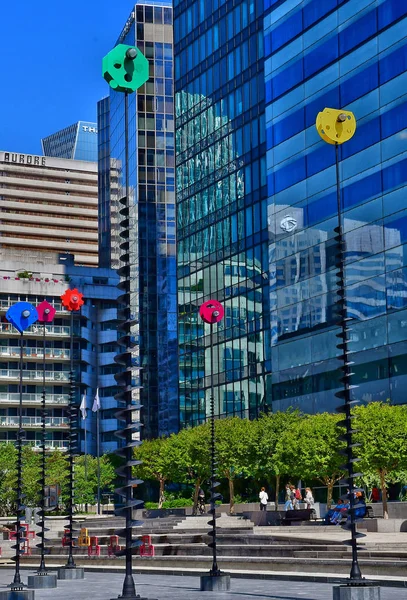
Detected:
left=61, top=529, right=76, bottom=547
left=107, top=535, right=121, bottom=557
left=139, top=534, right=155, bottom=557
left=87, top=536, right=101, bottom=556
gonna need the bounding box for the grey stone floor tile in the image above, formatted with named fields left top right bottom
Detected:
left=0, top=570, right=402, bottom=600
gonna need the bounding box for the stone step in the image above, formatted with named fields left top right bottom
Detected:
left=20, top=553, right=407, bottom=576
left=173, top=515, right=254, bottom=530
left=34, top=542, right=407, bottom=560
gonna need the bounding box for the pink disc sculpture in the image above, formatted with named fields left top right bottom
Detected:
left=37, top=300, right=56, bottom=323
left=199, top=300, right=224, bottom=324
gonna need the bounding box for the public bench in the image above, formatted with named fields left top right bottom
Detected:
left=282, top=509, right=312, bottom=525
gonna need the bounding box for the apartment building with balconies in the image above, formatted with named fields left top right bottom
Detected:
left=0, top=150, right=98, bottom=267
left=0, top=249, right=119, bottom=454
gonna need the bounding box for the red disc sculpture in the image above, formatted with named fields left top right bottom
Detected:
left=199, top=300, right=224, bottom=324
left=59, top=288, right=84, bottom=578
left=61, top=289, right=84, bottom=312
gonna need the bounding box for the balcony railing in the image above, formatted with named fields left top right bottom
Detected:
left=0, top=300, right=65, bottom=313
left=0, top=369, right=70, bottom=382
left=0, top=324, right=70, bottom=336
left=0, top=393, right=69, bottom=405
left=0, top=417, right=69, bottom=428
left=0, top=347, right=70, bottom=359
left=2, top=439, right=68, bottom=451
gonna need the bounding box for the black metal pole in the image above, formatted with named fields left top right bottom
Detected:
left=96, top=402, right=101, bottom=515
left=122, top=89, right=134, bottom=599
left=37, top=321, right=48, bottom=573
left=10, top=332, right=26, bottom=589
left=334, top=142, right=363, bottom=582
left=208, top=325, right=220, bottom=576
left=65, top=310, right=76, bottom=568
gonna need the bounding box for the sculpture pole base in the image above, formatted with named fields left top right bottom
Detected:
left=57, top=567, right=85, bottom=580
left=0, top=590, right=35, bottom=600
left=200, top=573, right=231, bottom=592
left=27, top=574, right=57, bottom=589
left=333, top=585, right=381, bottom=600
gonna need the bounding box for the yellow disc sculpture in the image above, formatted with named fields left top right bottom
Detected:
left=316, top=107, right=356, bottom=144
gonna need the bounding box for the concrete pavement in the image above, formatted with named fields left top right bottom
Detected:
left=0, top=570, right=404, bottom=599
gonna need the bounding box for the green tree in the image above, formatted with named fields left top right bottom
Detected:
left=254, top=410, right=302, bottom=506
left=275, top=413, right=346, bottom=508
left=0, top=444, right=17, bottom=515
left=215, top=417, right=256, bottom=513
left=165, top=424, right=211, bottom=514
left=135, top=437, right=174, bottom=508
left=45, top=449, right=69, bottom=505
left=354, top=402, right=407, bottom=519
left=22, top=445, right=41, bottom=507
left=74, top=454, right=116, bottom=506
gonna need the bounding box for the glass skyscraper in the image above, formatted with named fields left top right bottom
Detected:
left=265, top=0, right=407, bottom=413
left=175, top=0, right=407, bottom=426
left=174, top=0, right=268, bottom=426
left=42, top=121, right=98, bottom=162
left=98, top=0, right=178, bottom=438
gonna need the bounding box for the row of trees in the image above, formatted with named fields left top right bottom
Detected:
left=0, top=445, right=116, bottom=515
left=136, top=403, right=407, bottom=518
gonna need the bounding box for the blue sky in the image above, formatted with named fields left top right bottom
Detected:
left=0, top=1, right=133, bottom=155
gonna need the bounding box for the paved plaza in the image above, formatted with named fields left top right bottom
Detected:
left=0, top=570, right=403, bottom=600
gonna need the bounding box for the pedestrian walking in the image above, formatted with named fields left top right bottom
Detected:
left=259, top=486, right=268, bottom=511
left=293, top=486, right=302, bottom=510
left=304, top=487, right=314, bottom=509
left=284, top=484, right=293, bottom=511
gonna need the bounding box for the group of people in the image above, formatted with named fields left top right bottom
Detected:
left=324, top=490, right=367, bottom=525
left=258, top=484, right=314, bottom=511
left=284, top=484, right=314, bottom=510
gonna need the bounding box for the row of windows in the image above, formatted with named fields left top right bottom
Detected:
left=267, top=46, right=407, bottom=148
left=175, top=33, right=263, bottom=99
left=265, top=0, right=406, bottom=55
left=174, top=0, right=256, bottom=49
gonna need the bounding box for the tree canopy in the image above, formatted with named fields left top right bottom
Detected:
left=353, top=402, right=407, bottom=518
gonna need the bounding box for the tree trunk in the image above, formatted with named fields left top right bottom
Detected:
left=379, top=470, right=388, bottom=519
left=192, top=479, right=201, bottom=516
left=275, top=474, right=280, bottom=509
left=158, top=478, right=165, bottom=509
left=326, top=480, right=334, bottom=509
left=229, top=478, right=235, bottom=514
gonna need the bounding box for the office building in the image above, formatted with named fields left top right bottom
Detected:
left=0, top=249, right=119, bottom=454
left=176, top=0, right=407, bottom=424
left=265, top=0, right=407, bottom=412
left=174, top=0, right=268, bottom=426
left=98, top=0, right=178, bottom=438
left=42, top=121, right=98, bottom=162
left=0, top=151, right=98, bottom=266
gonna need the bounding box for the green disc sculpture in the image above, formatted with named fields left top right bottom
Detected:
left=102, top=44, right=150, bottom=600
left=103, top=44, right=149, bottom=93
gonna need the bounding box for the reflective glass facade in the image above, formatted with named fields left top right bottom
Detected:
left=265, top=0, right=407, bottom=412
left=174, top=0, right=268, bottom=426
left=100, top=1, right=178, bottom=438
left=176, top=0, right=407, bottom=426
left=42, top=121, right=98, bottom=162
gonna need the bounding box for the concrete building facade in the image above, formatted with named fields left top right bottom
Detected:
left=0, top=249, right=119, bottom=455
left=0, top=151, right=98, bottom=267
